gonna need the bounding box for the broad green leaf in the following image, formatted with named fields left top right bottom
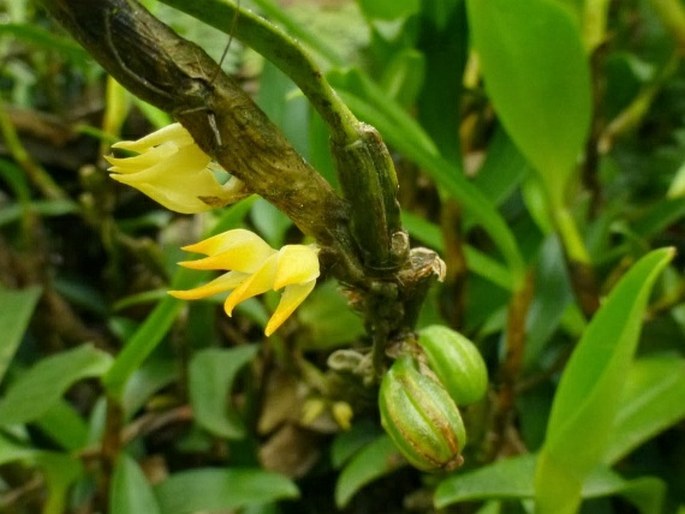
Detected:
left=154, top=468, right=299, bottom=514
left=357, top=0, right=420, bottom=20
left=335, top=434, right=405, bottom=508
left=121, top=358, right=178, bottom=418
left=0, top=285, right=42, bottom=383
left=534, top=248, right=674, bottom=514
left=35, top=400, right=89, bottom=451
left=436, top=454, right=664, bottom=513
left=435, top=454, right=537, bottom=506
left=466, top=0, right=591, bottom=208
left=330, top=420, right=382, bottom=468
left=111, top=454, right=161, bottom=514
left=604, top=355, right=685, bottom=464
left=524, top=237, right=574, bottom=367
left=189, top=346, right=259, bottom=439
left=297, top=280, right=365, bottom=351
left=0, top=23, right=90, bottom=61
left=0, top=344, right=113, bottom=426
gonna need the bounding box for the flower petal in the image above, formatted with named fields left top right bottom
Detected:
left=273, top=244, right=320, bottom=290
left=264, top=279, right=316, bottom=336
left=224, top=253, right=278, bottom=316
left=180, top=229, right=275, bottom=273
left=168, top=271, right=248, bottom=300
left=112, top=123, right=193, bottom=152
left=182, top=229, right=269, bottom=255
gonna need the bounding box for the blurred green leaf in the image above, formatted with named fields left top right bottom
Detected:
left=121, top=358, right=178, bottom=418
left=335, top=434, right=405, bottom=508
left=381, top=48, right=425, bottom=108
left=154, top=468, right=299, bottom=513
left=435, top=454, right=537, bottom=506
left=297, top=280, right=364, bottom=350
left=250, top=197, right=292, bottom=248
left=35, top=400, right=89, bottom=451
left=466, top=0, right=591, bottom=208
left=604, top=355, right=685, bottom=464
left=534, top=248, right=674, bottom=514
left=0, top=23, right=90, bottom=62
left=357, top=0, right=420, bottom=20
left=0, top=344, right=112, bottom=426
left=189, top=345, right=259, bottom=439
left=524, top=237, right=574, bottom=367
left=0, top=285, right=42, bottom=384
left=436, top=454, right=664, bottom=513
left=111, top=454, right=162, bottom=514
left=331, top=419, right=383, bottom=468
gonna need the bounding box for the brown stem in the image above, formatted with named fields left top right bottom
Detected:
left=99, top=398, right=124, bottom=508
left=488, top=271, right=534, bottom=459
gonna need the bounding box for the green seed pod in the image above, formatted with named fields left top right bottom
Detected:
left=418, top=325, right=488, bottom=406
left=379, top=355, right=466, bottom=472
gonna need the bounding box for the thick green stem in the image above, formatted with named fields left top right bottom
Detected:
left=553, top=206, right=590, bottom=265
left=582, top=0, right=610, bottom=51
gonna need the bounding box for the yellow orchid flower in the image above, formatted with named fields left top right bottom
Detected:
left=169, top=229, right=320, bottom=336
left=105, top=123, right=247, bottom=214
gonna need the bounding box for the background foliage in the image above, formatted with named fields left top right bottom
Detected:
left=0, top=0, right=684, bottom=513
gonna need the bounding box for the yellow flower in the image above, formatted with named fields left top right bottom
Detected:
left=105, top=123, right=247, bottom=214
left=169, top=229, right=320, bottom=336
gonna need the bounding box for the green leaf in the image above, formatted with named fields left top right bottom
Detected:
left=297, top=280, right=365, bottom=351
left=335, top=434, right=405, bottom=508
left=121, top=358, right=178, bottom=418
left=0, top=344, right=112, bottom=426
left=466, top=0, right=591, bottom=208
left=534, top=248, right=674, bottom=514
left=35, top=400, right=89, bottom=451
left=0, top=285, right=42, bottom=384
left=154, top=468, right=299, bottom=514
left=111, top=454, right=162, bottom=514
left=604, top=355, right=685, bottom=464
left=435, top=454, right=537, bottom=506
left=189, top=346, right=259, bottom=439
left=436, top=454, right=664, bottom=513
left=331, top=420, right=383, bottom=468
left=357, top=0, right=420, bottom=20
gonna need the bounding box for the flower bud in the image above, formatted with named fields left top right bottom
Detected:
left=418, top=325, right=488, bottom=406
left=379, top=355, right=466, bottom=472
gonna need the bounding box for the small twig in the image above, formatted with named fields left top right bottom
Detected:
left=79, top=405, right=193, bottom=460
left=0, top=97, right=66, bottom=200
left=487, top=271, right=534, bottom=459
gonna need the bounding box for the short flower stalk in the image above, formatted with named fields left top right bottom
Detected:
left=169, top=229, right=320, bottom=336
